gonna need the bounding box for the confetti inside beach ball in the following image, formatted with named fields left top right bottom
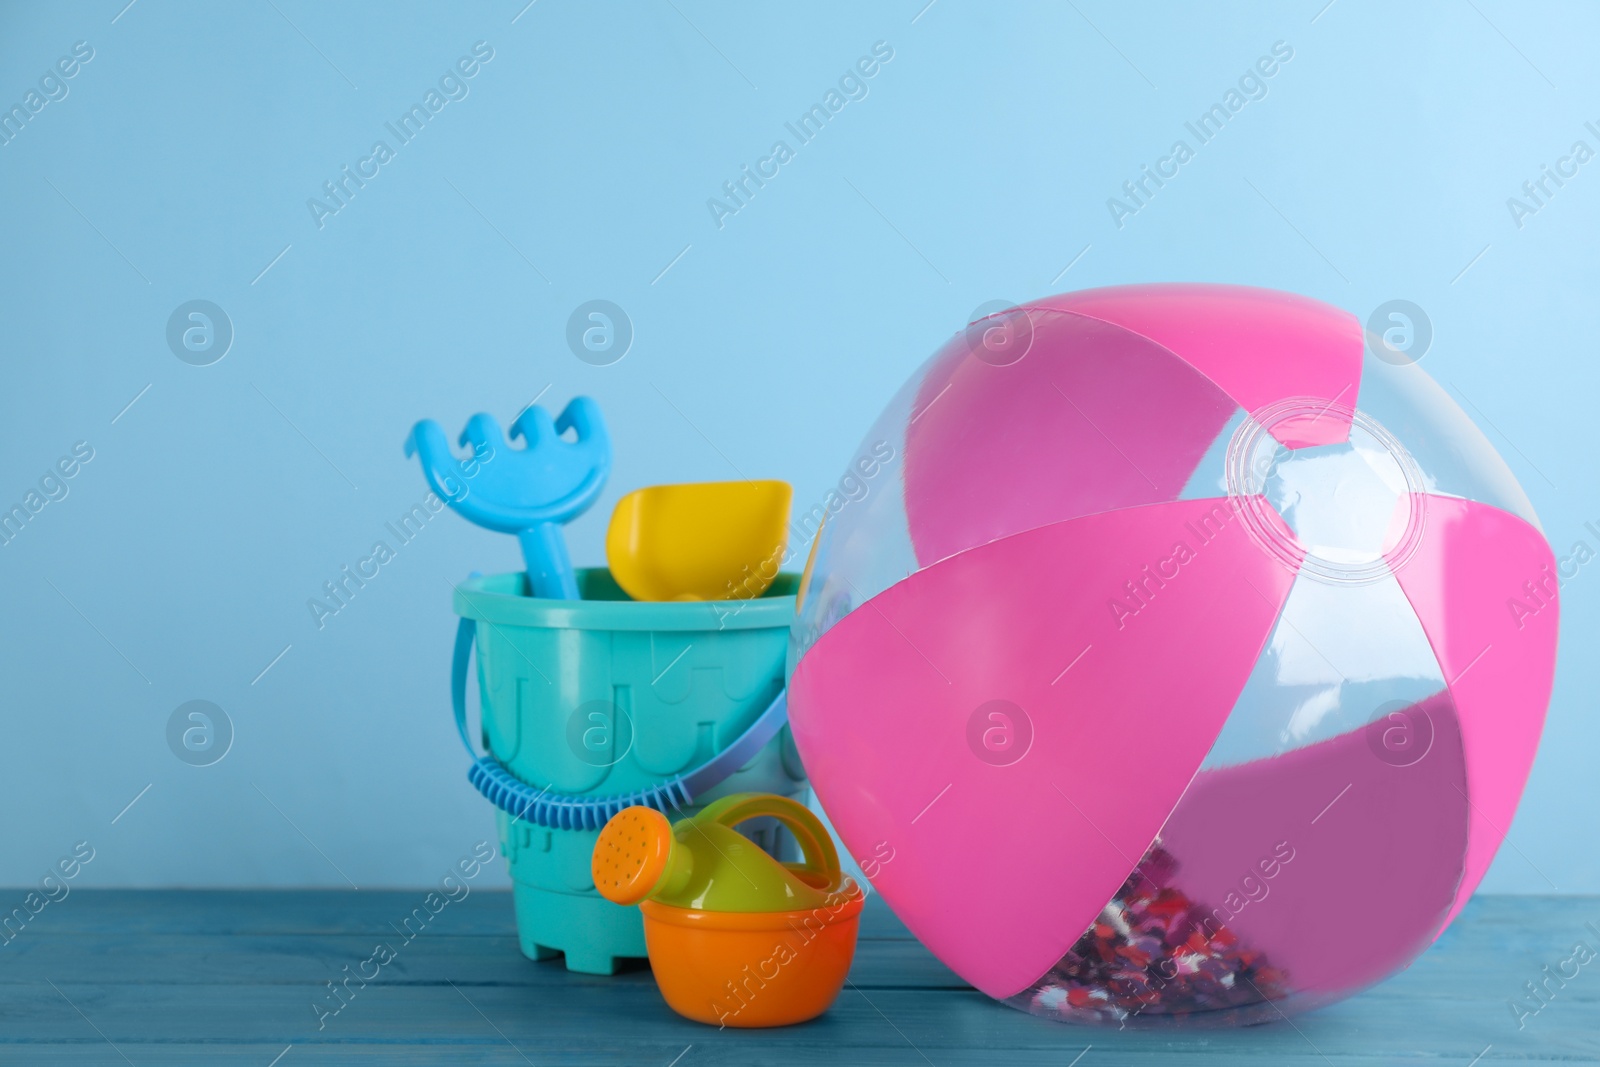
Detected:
left=787, top=284, right=1558, bottom=1025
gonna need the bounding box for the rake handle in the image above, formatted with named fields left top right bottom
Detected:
left=517, top=522, right=579, bottom=599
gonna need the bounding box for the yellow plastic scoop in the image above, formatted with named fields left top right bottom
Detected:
left=605, top=480, right=791, bottom=602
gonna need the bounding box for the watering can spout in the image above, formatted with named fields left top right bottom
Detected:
left=593, top=794, right=849, bottom=914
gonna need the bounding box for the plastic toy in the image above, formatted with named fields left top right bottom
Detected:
left=407, top=397, right=610, bottom=598
left=606, top=480, right=793, bottom=601
left=450, top=569, right=808, bottom=975
left=410, top=394, right=810, bottom=975
left=593, top=793, right=864, bottom=1027
left=787, top=284, right=1559, bottom=1025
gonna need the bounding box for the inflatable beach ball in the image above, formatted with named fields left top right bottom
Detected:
left=788, top=284, right=1558, bottom=1025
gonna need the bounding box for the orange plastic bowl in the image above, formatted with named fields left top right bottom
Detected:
left=639, top=884, right=865, bottom=1028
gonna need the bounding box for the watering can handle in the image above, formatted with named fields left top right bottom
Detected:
left=451, top=615, right=792, bottom=816
left=695, top=793, right=840, bottom=886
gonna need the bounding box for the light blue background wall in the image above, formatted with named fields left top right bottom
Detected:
left=1, top=0, right=1595, bottom=893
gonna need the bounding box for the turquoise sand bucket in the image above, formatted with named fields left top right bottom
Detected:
left=451, top=567, right=806, bottom=975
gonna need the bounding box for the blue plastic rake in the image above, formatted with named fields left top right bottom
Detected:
left=405, top=397, right=611, bottom=599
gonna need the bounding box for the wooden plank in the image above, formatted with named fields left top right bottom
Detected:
left=0, top=1047, right=1582, bottom=1067
left=5, top=979, right=1596, bottom=1058
left=4, top=888, right=521, bottom=937
left=0, top=933, right=967, bottom=990
left=0, top=892, right=1595, bottom=1064
left=12, top=888, right=918, bottom=939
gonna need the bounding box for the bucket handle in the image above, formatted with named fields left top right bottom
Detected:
left=452, top=616, right=792, bottom=830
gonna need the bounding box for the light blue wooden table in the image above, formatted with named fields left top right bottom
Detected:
left=1, top=890, right=1593, bottom=1065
